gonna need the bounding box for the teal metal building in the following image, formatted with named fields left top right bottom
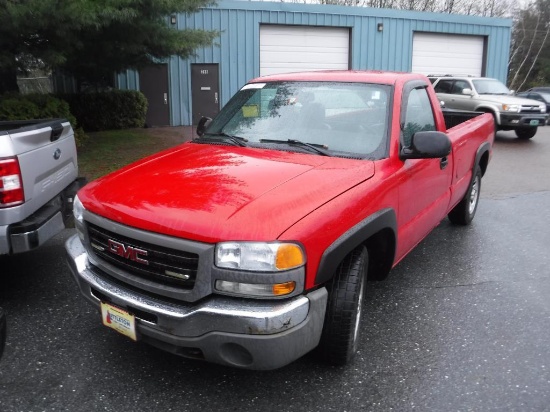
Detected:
left=114, top=0, right=512, bottom=127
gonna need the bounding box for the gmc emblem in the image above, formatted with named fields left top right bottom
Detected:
left=108, top=239, right=149, bottom=265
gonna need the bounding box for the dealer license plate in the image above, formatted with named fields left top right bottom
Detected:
left=530, top=120, right=539, bottom=126
left=100, top=302, right=137, bottom=341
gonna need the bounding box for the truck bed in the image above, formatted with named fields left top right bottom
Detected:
left=441, top=108, right=486, bottom=130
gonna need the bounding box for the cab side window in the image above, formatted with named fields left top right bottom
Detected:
left=451, top=80, right=470, bottom=95
left=434, top=80, right=453, bottom=94
left=402, top=88, right=436, bottom=147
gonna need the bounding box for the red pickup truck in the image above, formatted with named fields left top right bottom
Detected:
left=66, top=71, right=494, bottom=370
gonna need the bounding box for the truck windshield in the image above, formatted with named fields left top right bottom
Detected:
left=472, top=79, right=511, bottom=95
left=202, top=81, right=391, bottom=159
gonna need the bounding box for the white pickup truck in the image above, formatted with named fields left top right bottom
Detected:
left=0, top=119, right=84, bottom=255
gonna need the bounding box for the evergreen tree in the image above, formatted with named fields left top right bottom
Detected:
left=0, top=0, right=217, bottom=93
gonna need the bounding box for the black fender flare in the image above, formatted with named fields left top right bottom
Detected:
left=475, top=141, right=491, bottom=176
left=315, top=208, right=397, bottom=285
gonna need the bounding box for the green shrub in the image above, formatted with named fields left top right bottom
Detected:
left=29, top=94, right=72, bottom=120
left=0, top=93, right=87, bottom=146
left=61, top=90, right=148, bottom=132
left=0, top=90, right=148, bottom=145
left=0, top=97, right=40, bottom=120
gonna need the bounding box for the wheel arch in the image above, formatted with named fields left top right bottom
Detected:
left=475, top=141, right=491, bottom=177
left=315, top=208, right=397, bottom=285
left=475, top=106, right=499, bottom=125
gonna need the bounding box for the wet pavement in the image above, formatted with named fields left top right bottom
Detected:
left=0, top=127, right=549, bottom=411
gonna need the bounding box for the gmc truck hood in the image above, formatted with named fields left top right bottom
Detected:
left=80, top=144, right=375, bottom=243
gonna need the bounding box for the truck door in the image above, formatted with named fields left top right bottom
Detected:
left=396, top=83, right=453, bottom=258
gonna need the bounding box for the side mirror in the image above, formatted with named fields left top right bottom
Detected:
left=462, top=88, right=473, bottom=96
left=509, top=89, right=515, bottom=95
left=401, top=131, right=451, bottom=160
left=196, top=116, right=212, bottom=137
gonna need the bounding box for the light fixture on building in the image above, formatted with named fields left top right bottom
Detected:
left=170, top=15, right=177, bottom=25
left=377, top=23, right=384, bottom=32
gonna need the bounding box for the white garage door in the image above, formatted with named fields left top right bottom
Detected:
left=412, top=33, right=485, bottom=76
left=260, top=25, right=350, bottom=76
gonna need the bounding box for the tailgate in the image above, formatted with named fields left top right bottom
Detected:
left=8, top=120, right=78, bottom=221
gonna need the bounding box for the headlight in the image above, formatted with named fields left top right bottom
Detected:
left=215, top=242, right=305, bottom=272
left=502, top=104, right=520, bottom=112
left=73, top=195, right=86, bottom=241
left=73, top=195, right=84, bottom=222
left=541, top=105, right=546, bottom=113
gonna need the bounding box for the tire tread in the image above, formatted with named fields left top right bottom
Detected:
left=317, top=247, right=368, bottom=365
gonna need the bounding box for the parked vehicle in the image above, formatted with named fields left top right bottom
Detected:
left=516, top=91, right=550, bottom=123
left=66, top=71, right=495, bottom=370
left=527, top=86, right=550, bottom=93
left=429, top=75, right=548, bottom=139
left=1, top=119, right=85, bottom=255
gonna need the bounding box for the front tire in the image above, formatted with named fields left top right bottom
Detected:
left=317, top=246, right=368, bottom=365
left=448, top=168, right=481, bottom=225
left=515, top=127, right=537, bottom=139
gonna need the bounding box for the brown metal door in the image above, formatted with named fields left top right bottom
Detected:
left=191, top=64, right=220, bottom=125
left=139, top=64, right=170, bottom=127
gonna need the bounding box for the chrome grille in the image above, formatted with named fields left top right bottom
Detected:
left=87, top=223, right=199, bottom=288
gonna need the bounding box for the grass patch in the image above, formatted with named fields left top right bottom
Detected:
left=77, top=129, right=174, bottom=181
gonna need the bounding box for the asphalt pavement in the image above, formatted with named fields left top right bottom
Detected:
left=0, top=127, right=549, bottom=412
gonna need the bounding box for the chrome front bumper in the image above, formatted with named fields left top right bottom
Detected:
left=66, top=234, right=328, bottom=370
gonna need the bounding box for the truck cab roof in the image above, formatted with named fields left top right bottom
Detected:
left=250, top=70, right=429, bottom=86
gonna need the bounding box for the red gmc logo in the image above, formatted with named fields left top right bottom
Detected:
left=108, top=239, right=149, bottom=265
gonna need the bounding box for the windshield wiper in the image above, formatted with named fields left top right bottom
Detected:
left=200, top=132, right=248, bottom=147
left=259, top=139, right=330, bottom=156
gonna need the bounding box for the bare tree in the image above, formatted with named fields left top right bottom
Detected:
left=311, top=0, right=516, bottom=14
left=365, top=0, right=397, bottom=7
left=318, top=0, right=365, bottom=5
left=515, top=24, right=549, bottom=90
left=306, top=0, right=549, bottom=87
left=447, top=0, right=514, bottom=17
left=509, top=0, right=550, bottom=90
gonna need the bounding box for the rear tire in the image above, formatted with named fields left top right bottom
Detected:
left=448, top=168, right=481, bottom=225
left=515, top=127, right=537, bottom=139
left=317, top=246, right=368, bottom=365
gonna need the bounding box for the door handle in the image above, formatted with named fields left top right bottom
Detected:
left=164, top=93, right=168, bottom=105
left=440, top=156, right=448, bottom=170
left=214, top=92, right=218, bottom=104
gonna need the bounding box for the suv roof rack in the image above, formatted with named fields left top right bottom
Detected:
left=427, top=74, right=476, bottom=78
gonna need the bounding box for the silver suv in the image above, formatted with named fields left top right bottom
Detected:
left=429, top=75, right=548, bottom=139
